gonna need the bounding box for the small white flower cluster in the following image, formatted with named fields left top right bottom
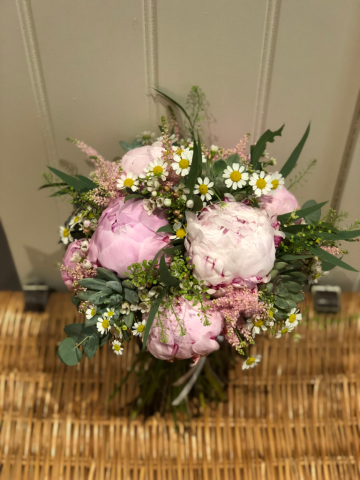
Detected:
left=222, top=163, right=285, bottom=197
left=275, top=308, right=303, bottom=338
left=136, top=131, right=156, bottom=145
left=59, top=207, right=98, bottom=244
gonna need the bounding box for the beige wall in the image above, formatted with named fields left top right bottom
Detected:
left=0, top=0, right=360, bottom=291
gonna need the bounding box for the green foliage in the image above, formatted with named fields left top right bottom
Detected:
left=278, top=201, right=328, bottom=224
left=280, top=123, right=310, bottom=178
left=119, top=139, right=142, bottom=152
left=58, top=337, right=83, bottom=366
left=287, top=159, right=317, bottom=191
left=250, top=125, right=284, bottom=170
left=142, top=289, right=168, bottom=350
left=47, top=166, right=97, bottom=192
left=159, top=255, right=181, bottom=287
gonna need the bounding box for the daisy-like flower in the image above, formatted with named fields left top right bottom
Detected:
left=266, top=305, right=277, bottom=326
left=104, top=308, right=116, bottom=319
left=86, top=305, right=97, bottom=320
left=223, top=164, right=249, bottom=190
left=249, top=171, right=272, bottom=197
left=117, top=171, right=139, bottom=192
left=97, top=316, right=111, bottom=334
left=194, top=177, right=214, bottom=201
left=137, top=131, right=156, bottom=145
left=270, top=172, right=285, bottom=192
left=120, top=302, right=130, bottom=315
left=112, top=340, right=124, bottom=355
left=242, top=354, right=262, bottom=370
left=275, top=325, right=295, bottom=338
left=170, top=222, right=187, bottom=240
left=285, top=308, right=302, bottom=328
left=132, top=320, right=147, bottom=337
left=112, top=325, right=123, bottom=339
left=69, top=213, right=83, bottom=228
left=171, top=148, right=193, bottom=176
left=143, top=198, right=156, bottom=216
left=247, top=316, right=267, bottom=338
left=59, top=225, right=73, bottom=245
left=144, top=158, right=168, bottom=181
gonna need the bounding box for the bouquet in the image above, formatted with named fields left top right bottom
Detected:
left=42, top=87, right=360, bottom=376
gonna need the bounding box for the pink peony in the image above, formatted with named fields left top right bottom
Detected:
left=61, top=239, right=86, bottom=290
left=185, top=202, right=278, bottom=287
left=121, top=142, right=164, bottom=176
left=87, top=198, right=169, bottom=277
left=146, top=298, right=224, bottom=361
left=260, top=187, right=299, bottom=216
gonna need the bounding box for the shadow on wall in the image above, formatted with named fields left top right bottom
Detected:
left=0, top=221, right=22, bottom=290
left=24, top=245, right=67, bottom=291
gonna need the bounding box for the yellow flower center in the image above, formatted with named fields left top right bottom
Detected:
left=246, top=357, right=255, bottom=365
left=124, top=178, right=134, bottom=188
left=254, top=319, right=264, bottom=327
left=199, top=184, right=208, bottom=195
left=74, top=216, right=80, bottom=223
left=314, top=273, right=320, bottom=279
left=288, top=314, right=297, bottom=323
left=269, top=310, right=273, bottom=318
left=137, top=324, right=145, bottom=333
left=107, top=311, right=114, bottom=317
left=88, top=213, right=94, bottom=218
left=102, top=318, right=109, bottom=329
left=153, top=165, right=163, bottom=175
left=176, top=148, right=184, bottom=156
left=179, top=158, right=190, bottom=170
left=176, top=228, right=186, bottom=239
left=91, top=308, right=96, bottom=316
left=271, top=179, right=279, bottom=190
left=281, top=327, right=289, bottom=335
left=256, top=178, right=267, bottom=190
left=230, top=171, right=242, bottom=182
left=63, top=228, right=70, bottom=238
left=113, top=344, right=121, bottom=352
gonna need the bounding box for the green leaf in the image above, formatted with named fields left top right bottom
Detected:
left=99, top=333, right=110, bottom=347
left=106, top=281, right=123, bottom=294
left=159, top=255, right=180, bottom=287
left=278, top=201, right=328, bottom=224
left=281, top=254, right=313, bottom=261
left=286, top=299, right=298, bottom=309
left=288, top=272, right=308, bottom=282
left=274, top=262, right=288, bottom=270
left=142, top=288, right=167, bottom=350
left=251, top=125, right=284, bottom=170
left=191, top=194, right=203, bottom=212
left=89, top=291, right=108, bottom=305
left=123, top=312, right=135, bottom=328
left=39, top=182, right=67, bottom=189
left=83, top=335, right=99, bottom=359
left=49, top=188, right=70, bottom=197
left=75, top=175, right=97, bottom=190
left=318, top=230, right=360, bottom=241
left=58, top=337, right=82, bottom=366
left=185, top=136, right=202, bottom=195
left=76, top=290, right=97, bottom=301
left=123, top=288, right=139, bottom=304
left=121, top=280, right=136, bottom=290
left=284, top=281, right=302, bottom=293
left=280, top=123, right=310, bottom=178
left=78, top=278, right=108, bottom=291
left=308, top=246, right=358, bottom=272
left=106, top=294, right=123, bottom=306
left=154, top=88, right=192, bottom=125
left=321, top=259, right=337, bottom=272
left=157, top=225, right=174, bottom=233
left=275, top=297, right=289, bottom=310
left=47, top=166, right=89, bottom=191
left=63, top=323, right=83, bottom=337
left=96, top=267, right=121, bottom=283
left=124, top=193, right=144, bottom=203
left=301, top=199, right=320, bottom=224
left=212, top=159, right=227, bottom=175
left=289, top=292, right=305, bottom=303
left=85, top=315, right=100, bottom=327
left=163, top=245, right=183, bottom=256
left=225, top=153, right=241, bottom=167
left=71, top=295, right=81, bottom=308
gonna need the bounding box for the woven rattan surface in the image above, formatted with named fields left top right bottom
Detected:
left=0, top=291, right=359, bottom=479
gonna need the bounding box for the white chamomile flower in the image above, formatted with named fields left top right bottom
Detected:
left=223, top=164, right=249, bottom=190
left=86, top=305, right=97, bottom=320
left=210, top=145, right=219, bottom=152
left=144, top=158, right=168, bottom=180
left=132, top=320, right=147, bottom=337
left=249, top=171, right=272, bottom=197
left=69, top=213, right=83, bottom=228
left=59, top=225, right=73, bottom=245
left=171, top=148, right=193, bottom=176
left=270, top=172, right=285, bottom=193
left=120, top=302, right=130, bottom=315
left=242, top=354, right=262, bottom=370
left=276, top=325, right=295, bottom=338
left=97, top=316, right=111, bottom=334
left=170, top=222, right=187, bottom=240
left=194, top=177, right=214, bottom=201
left=247, top=316, right=267, bottom=338
left=286, top=308, right=302, bottom=328
left=104, top=308, right=116, bottom=319
left=111, top=324, right=123, bottom=338
left=112, top=340, right=123, bottom=355
left=117, top=171, right=139, bottom=192
left=266, top=305, right=277, bottom=326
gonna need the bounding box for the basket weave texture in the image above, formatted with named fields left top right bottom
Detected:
left=0, top=291, right=359, bottom=479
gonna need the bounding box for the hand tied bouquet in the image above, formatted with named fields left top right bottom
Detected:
left=42, top=86, right=360, bottom=373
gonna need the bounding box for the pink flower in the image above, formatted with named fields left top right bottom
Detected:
left=87, top=198, right=169, bottom=277
left=185, top=202, right=278, bottom=287
left=121, top=143, right=164, bottom=176
left=61, top=239, right=86, bottom=290
left=260, top=187, right=299, bottom=216
left=146, top=298, right=224, bottom=361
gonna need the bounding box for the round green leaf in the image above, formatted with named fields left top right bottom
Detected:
left=58, top=337, right=82, bottom=366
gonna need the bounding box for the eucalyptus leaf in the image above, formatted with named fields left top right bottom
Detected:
left=85, top=315, right=100, bottom=327
left=71, top=295, right=81, bottom=308
left=212, top=159, right=227, bottom=175
left=284, top=281, right=302, bottom=293
left=288, top=272, right=308, bottom=282
left=78, top=278, right=108, bottom=291
left=77, top=290, right=97, bottom=301
left=106, top=281, right=123, bottom=294
left=265, top=283, right=273, bottom=294
left=286, top=299, right=298, bottom=309
left=122, top=280, right=136, bottom=290
left=274, top=262, right=288, bottom=270
left=123, top=312, right=135, bottom=328
left=83, top=335, right=99, bottom=359
left=225, top=153, right=241, bottom=167
left=96, top=267, right=121, bottom=283
left=58, top=337, right=82, bottom=366
left=124, top=288, right=139, bottom=304
left=289, top=292, right=305, bottom=303
left=106, top=294, right=123, bottom=307
left=157, top=225, right=174, bottom=233
left=100, top=333, right=110, bottom=347
left=63, top=323, right=83, bottom=337
left=275, top=297, right=289, bottom=310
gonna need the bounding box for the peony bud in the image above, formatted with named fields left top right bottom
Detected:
left=83, top=220, right=91, bottom=228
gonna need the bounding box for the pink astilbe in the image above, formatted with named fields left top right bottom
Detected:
left=321, top=246, right=341, bottom=255
left=60, top=263, right=97, bottom=295
left=71, top=138, right=106, bottom=163
left=207, top=135, right=250, bottom=164
left=211, top=286, right=266, bottom=349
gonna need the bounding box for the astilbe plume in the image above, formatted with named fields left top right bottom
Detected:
left=321, top=246, right=341, bottom=255
left=207, top=134, right=250, bottom=164
left=211, top=286, right=266, bottom=348
left=60, top=263, right=97, bottom=295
